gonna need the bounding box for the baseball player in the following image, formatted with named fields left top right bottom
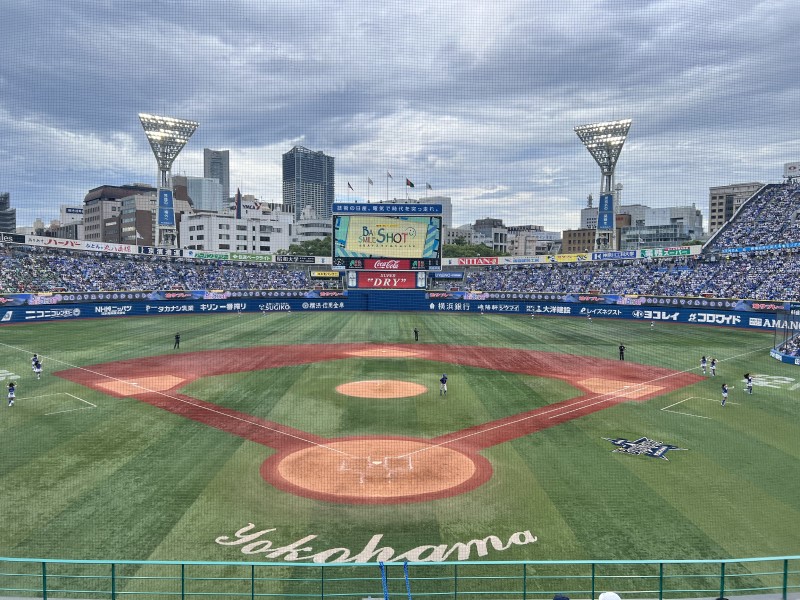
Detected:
left=700, top=356, right=707, bottom=375
left=721, top=383, right=729, bottom=406
left=7, top=381, right=16, bottom=407
left=439, top=373, right=448, bottom=396
left=744, top=373, right=753, bottom=395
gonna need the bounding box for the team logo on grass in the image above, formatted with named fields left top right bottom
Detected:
left=603, top=436, right=686, bottom=460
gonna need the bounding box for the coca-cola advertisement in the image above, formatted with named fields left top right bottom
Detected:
left=364, top=258, right=408, bottom=270
left=356, top=271, right=419, bottom=289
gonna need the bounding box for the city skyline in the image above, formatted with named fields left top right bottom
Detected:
left=1, top=1, right=798, bottom=231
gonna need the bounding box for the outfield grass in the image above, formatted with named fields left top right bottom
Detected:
left=0, top=311, right=798, bottom=568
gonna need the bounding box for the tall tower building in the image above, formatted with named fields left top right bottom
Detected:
left=204, top=149, right=231, bottom=203
left=282, top=146, right=335, bottom=219
left=0, top=192, right=16, bottom=232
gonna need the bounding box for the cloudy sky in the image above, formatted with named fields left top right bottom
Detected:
left=1, top=0, right=799, bottom=231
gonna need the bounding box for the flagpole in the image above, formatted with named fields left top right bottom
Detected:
left=367, top=178, right=370, bottom=204
left=386, top=171, right=389, bottom=203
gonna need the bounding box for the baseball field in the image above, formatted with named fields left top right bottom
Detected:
left=1, top=310, right=799, bottom=571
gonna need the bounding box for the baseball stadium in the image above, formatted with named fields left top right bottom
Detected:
left=3, top=3, right=800, bottom=599
left=1, top=179, right=800, bottom=599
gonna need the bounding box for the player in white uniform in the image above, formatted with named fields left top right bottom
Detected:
left=700, top=356, right=707, bottom=375
left=439, top=374, right=448, bottom=396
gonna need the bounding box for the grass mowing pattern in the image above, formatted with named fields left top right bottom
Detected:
left=0, top=311, right=798, bottom=572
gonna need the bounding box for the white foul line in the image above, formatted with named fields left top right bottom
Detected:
left=0, top=340, right=351, bottom=457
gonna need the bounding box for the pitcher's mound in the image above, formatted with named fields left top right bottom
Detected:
left=336, top=380, right=427, bottom=398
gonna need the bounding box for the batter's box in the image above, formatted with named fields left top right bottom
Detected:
left=661, top=396, right=738, bottom=419
left=18, top=392, right=97, bottom=416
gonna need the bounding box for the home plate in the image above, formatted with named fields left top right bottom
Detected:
left=578, top=377, right=663, bottom=399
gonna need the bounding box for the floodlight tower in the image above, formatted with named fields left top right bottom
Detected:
left=574, top=119, right=632, bottom=251
left=138, top=113, right=199, bottom=247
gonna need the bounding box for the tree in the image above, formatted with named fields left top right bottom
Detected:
left=279, top=235, right=332, bottom=256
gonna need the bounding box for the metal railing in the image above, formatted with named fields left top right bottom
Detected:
left=1, top=556, right=799, bottom=600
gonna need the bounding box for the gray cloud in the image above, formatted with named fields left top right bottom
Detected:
left=1, top=0, right=799, bottom=231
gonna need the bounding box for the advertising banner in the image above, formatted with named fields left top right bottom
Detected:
left=640, top=246, right=698, bottom=258
left=157, top=189, right=175, bottom=227
left=598, top=193, right=614, bottom=231
left=355, top=271, right=420, bottom=289
left=456, top=257, right=498, bottom=266
left=0, top=233, right=27, bottom=244
left=229, top=252, right=272, bottom=262
left=274, top=255, right=317, bottom=264
left=310, top=271, right=341, bottom=278
left=333, top=203, right=442, bottom=215
left=597, top=212, right=613, bottom=231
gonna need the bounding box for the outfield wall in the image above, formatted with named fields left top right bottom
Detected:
left=1, top=289, right=798, bottom=342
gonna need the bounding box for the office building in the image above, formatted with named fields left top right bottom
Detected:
left=0, top=192, right=16, bottom=233
left=204, top=149, right=230, bottom=203
left=282, top=146, right=335, bottom=220
left=180, top=205, right=294, bottom=253
left=708, top=182, right=764, bottom=233
left=186, top=176, right=224, bottom=212
left=83, top=184, right=155, bottom=241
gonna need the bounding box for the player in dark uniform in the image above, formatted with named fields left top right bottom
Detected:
left=414, top=327, right=419, bottom=342
left=710, top=358, right=717, bottom=376
left=618, top=343, right=626, bottom=360
left=700, top=356, right=707, bottom=375
left=7, top=381, right=16, bottom=407
left=744, top=373, right=753, bottom=394
left=31, top=354, right=38, bottom=372
left=721, top=383, right=729, bottom=406
left=174, top=332, right=180, bottom=349
left=33, top=360, right=42, bottom=380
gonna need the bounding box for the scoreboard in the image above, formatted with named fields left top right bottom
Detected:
left=332, top=203, right=442, bottom=270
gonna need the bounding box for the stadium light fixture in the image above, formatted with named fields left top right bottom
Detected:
left=139, top=113, right=199, bottom=188
left=138, top=113, right=199, bottom=247
left=574, top=119, right=632, bottom=192
left=574, top=119, right=632, bottom=252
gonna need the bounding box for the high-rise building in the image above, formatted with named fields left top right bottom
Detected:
left=282, top=146, right=335, bottom=220
left=185, top=176, right=224, bottom=212
left=708, top=182, right=764, bottom=233
left=204, top=149, right=230, bottom=204
left=0, top=192, right=16, bottom=233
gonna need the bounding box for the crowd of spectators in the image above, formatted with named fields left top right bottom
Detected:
left=706, top=181, right=800, bottom=251
left=0, top=246, right=311, bottom=293
left=462, top=251, right=800, bottom=301
left=2, top=243, right=799, bottom=302
left=3, top=178, right=800, bottom=301
left=780, top=336, right=800, bottom=357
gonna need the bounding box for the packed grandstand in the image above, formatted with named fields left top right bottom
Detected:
left=2, top=179, right=799, bottom=302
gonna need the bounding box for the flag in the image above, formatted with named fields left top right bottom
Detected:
left=406, top=178, right=414, bottom=188
left=348, top=182, right=353, bottom=191
left=387, top=171, right=393, bottom=179
left=135, top=230, right=144, bottom=240
left=368, top=177, right=373, bottom=185
left=426, top=182, right=432, bottom=190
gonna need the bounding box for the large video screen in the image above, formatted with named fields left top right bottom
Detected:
left=333, top=214, right=441, bottom=259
